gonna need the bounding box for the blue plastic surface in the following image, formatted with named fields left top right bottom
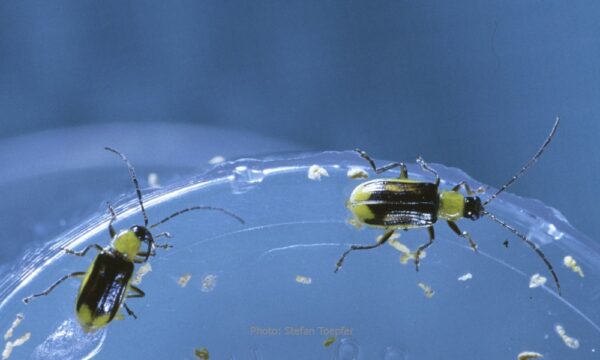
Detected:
left=0, top=151, right=598, bottom=359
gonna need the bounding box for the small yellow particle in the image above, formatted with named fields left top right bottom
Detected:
left=555, top=324, right=580, bottom=349
left=458, top=273, right=473, bottom=282
left=323, top=336, right=336, bottom=347
left=178, top=273, right=192, bottom=287
left=388, top=237, right=410, bottom=254
left=131, top=262, right=152, bottom=285
left=114, top=313, right=125, bottom=321
left=399, top=253, right=412, bottom=265
left=148, top=173, right=160, bottom=188
left=386, top=235, right=424, bottom=265
left=307, top=165, right=329, bottom=181
left=529, top=273, right=547, bottom=288
left=517, top=351, right=543, bottom=360
left=418, top=282, right=435, bottom=298
left=201, top=274, right=218, bottom=292
left=295, top=275, right=312, bottom=285
left=346, top=167, right=368, bottom=179
left=563, top=256, right=584, bottom=277
left=194, top=347, right=210, bottom=359
left=208, top=155, right=225, bottom=165
left=2, top=332, right=31, bottom=360
left=347, top=218, right=363, bottom=229
left=3, top=313, right=23, bottom=341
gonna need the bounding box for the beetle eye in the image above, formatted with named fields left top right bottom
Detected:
left=131, top=225, right=148, bottom=240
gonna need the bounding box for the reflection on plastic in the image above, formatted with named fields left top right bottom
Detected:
left=34, top=319, right=106, bottom=360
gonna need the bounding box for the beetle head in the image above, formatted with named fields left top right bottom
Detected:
left=131, top=225, right=155, bottom=261
left=464, top=196, right=483, bottom=221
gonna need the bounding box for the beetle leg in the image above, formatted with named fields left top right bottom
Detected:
left=447, top=221, right=478, bottom=251
left=124, top=286, right=145, bottom=317
left=154, top=242, right=173, bottom=249
left=22, top=271, right=85, bottom=304
left=107, top=202, right=117, bottom=238
left=355, top=148, right=408, bottom=178
left=134, top=243, right=172, bottom=262
left=128, top=285, right=145, bottom=298
left=155, top=231, right=173, bottom=239
left=414, top=226, right=435, bottom=272
left=122, top=303, right=138, bottom=319
left=133, top=253, right=155, bottom=263
left=416, top=156, right=440, bottom=186
left=451, top=181, right=485, bottom=195
left=63, top=244, right=104, bottom=257
left=334, top=229, right=395, bottom=273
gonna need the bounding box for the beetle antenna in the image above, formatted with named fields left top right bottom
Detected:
left=150, top=206, right=245, bottom=229
left=483, top=117, right=559, bottom=206
left=482, top=210, right=561, bottom=295
left=105, top=147, right=149, bottom=227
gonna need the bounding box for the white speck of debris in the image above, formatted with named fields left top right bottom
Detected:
left=2, top=332, right=31, bottom=360
left=308, top=165, right=329, bottom=180
left=201, top=274, right=218, bottom=292
left=563, top=256, right=584, bottom=277
left=547, top=223, right=564, bottom=240
left=3, top=314, right=23, bottom=341
left=529, top=273, right=547, bottom=288
left=517, top=351, right=544, bottom=360
left=458, top=273, right=473, bottom=282
left=131, top=262, right=152, bottom=285
left=295, top=275, right=312, bottom=285
left=417, top=282, right=435, bottom=298
left=346, top=167, right=368, bottom=179
left=177, top=273, right=192, bottom=287
left=148, top=173, right=160, bottom=188
left=209, top=155, right=226, bottom=165
left=555, top=324, right=580, bottom=349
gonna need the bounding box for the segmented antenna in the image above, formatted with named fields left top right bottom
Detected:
left=483, top=117, right=560, bottom=206
left=150, top=206, right=245, bottom=229
left=105, top=147, right=149, bottom=227
left=482, top=210, right=561, bottom=295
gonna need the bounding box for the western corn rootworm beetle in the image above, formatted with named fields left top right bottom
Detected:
left=23, top=147, right=245, bottom=331
left=335, top=118, right=561, bottom=295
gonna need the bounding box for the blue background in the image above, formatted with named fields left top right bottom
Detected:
left=0, top=1, right=598, bottom=238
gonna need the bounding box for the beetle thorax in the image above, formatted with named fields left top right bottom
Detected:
left=112, top=229, right=142, bottom=260
left=438, top=191, right=465, bottom=222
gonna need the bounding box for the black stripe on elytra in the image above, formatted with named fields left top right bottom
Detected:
left=367, top=181, right=438, bottom=204
left=364, top=203, right=438, bottom=227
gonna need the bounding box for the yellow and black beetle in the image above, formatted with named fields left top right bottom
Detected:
left=335, top=118, right=561, bottom=295
left=23, top=147, right=244, bottom=331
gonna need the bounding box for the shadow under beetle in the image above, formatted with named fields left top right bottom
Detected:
left=336, top=118, right=561, bottom=295
left=23, top=147, right=245, bottom=331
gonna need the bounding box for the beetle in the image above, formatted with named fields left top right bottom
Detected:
left=335, top=118, right=561, bottom=295
left=23, top=147, right=245, bottom=332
